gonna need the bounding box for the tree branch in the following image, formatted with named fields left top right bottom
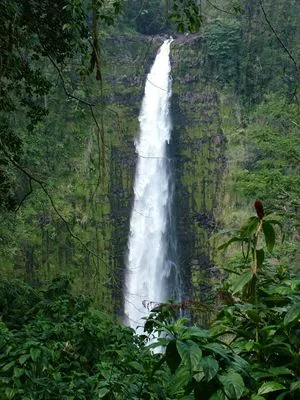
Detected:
left=48, top=55, right=97, bottom=107
left=206, top=0, right=237, bottom=16
left=15, top=177, right=33, bottom=213
left=1, top=145, right=111, bottom=269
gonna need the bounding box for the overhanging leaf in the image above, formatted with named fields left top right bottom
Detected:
left=232, top=271, right=253, bottom=294
left=263, top=341, right=293, bottom=357
left=219, top=371, right=245, bottom=400
left=231, top=354, right=251, bottom=375
left=290, top=381, right=300, bottom=392
left=203, top=343, right=230, bottom=360
left=266, top=219, right=283, bottom=235
left=128, top=361, right=144, bottom=372
left=166, top=340, right=181, bottom=373
left=170, top=364, right=191, bottom=394
left=275, top=392, right=289, bottom=400
left=200, top=356, right=219, bottom=382
left=209, top=390, right=226, bottom=400
left=97, top=387, right=110, bottom=398
left=18, top=354, right=30, bottom=365
left=258, top=381, right=285, bottom=395
left=256, top=249, right=264, bottom=268
left=183, top=326, right=212, bottom=340
left=176, top=340, right=202, bottom=371
left=30, top=347, right=41, bottom=361
left=218, top=237, right=243, bottom=251
left=262, top=221, right=276, bottom=253
left=284, top=303, right=300, bottom=326
left=269, top=367, right=294, bottom=377
left=2, top=361, right=15, bottom=372
left=5, top=388, right=18, bottom=400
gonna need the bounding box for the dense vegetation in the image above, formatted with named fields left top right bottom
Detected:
left=1, top=211, right=299, bottom=399
left=0, top=0, right=299, bottom=398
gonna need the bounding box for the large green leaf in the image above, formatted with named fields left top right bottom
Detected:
left=263, top=341, right=294, bottom=357
left=13, top=367, right=24, bottom=378
left=128, top=361, right=144, bottom=372
left=170, top=364, right=191, bottom=394
left=258, top=381, right=285, bottom=395
left=209, top=390, right=226, bottom=400
left=275, top=392, right=289, bottom=400
left=176, top=340, right=202, bottom=371
left=218, top=237, right=243, bottom=251
left=193, top=369, right=205, bottom=383
left=252, top=367, right=293, bottom=379
left=218, top=371, right=245, bottom=400
left=232, top=271, right=253, bottom=294
left=256, top=249, right=265, bottom=268
left=291, top=279, right=300, bottom=290
left=231, top=354, right=251, bottom=375
left=262, top=221, right=276, bottom=253
left=284, top=302, right=300, bottom=326
left=97, top=387, right=110, bottom=398
left=5, top=388, right=18, bottom=400
left=268, top=367, right=294, bottom=377
left=265, top=219, right=283, bottom=235
left=30, top=347, right=41, bottom=361
left=2, top=361, right=15, bottom=372
left=290, top=381, right=300, bottom=392
left=166, top=340, right=181, bottom=373
left=203, top=343, right=230, bottom=360
left=18, top=354, right=30, bottom=365
left=183, top=326, right=212, bottom=340
left=200, top=356, right=219, bottom=382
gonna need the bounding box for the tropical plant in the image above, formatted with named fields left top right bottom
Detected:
left=0, top=277, right=167, bottom=399
left=143, top=201, right=300, bottom=399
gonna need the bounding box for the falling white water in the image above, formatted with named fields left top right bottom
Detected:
left=124, top=39, right=174, bottom=331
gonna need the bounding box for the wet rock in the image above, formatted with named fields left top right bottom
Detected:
left=192, top=212, right=216, bottom=234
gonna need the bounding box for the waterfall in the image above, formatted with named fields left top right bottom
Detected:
left=124, top=39, right=178, bottom=332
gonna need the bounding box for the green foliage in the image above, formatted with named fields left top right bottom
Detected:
left=0, top=0, right=122, bottom=211
left=203, top=18, right=242, bottom=84
left=1, top=207, right=300, bottom=399
left=0, top=277, right=169, bottom=399
left=145, top=308, right=251, bottom=399
left=169, top=0, right=202, bottom=32
left=214, top=210, right=300, bottom=399
left=236, top=96, right=300, bottom=213
left=233, top=96, right=300, bottom=272
left=1, top=2, right=300, bottom=397
left=141, top=209, right=299, bottom=399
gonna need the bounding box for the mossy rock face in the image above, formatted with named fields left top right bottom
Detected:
left=170, top=36, right=227, bottom=311
left=1, top=33, right=239, bottom=315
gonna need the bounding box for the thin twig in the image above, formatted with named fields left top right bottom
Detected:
left=206, top=0, right=237, bottom=16
left=258, top=0, right=298, bottom=72
left=290, top=120, right=300, bottom=129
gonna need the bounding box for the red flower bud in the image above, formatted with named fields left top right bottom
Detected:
left=254, top=200, right=264, bottom=220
